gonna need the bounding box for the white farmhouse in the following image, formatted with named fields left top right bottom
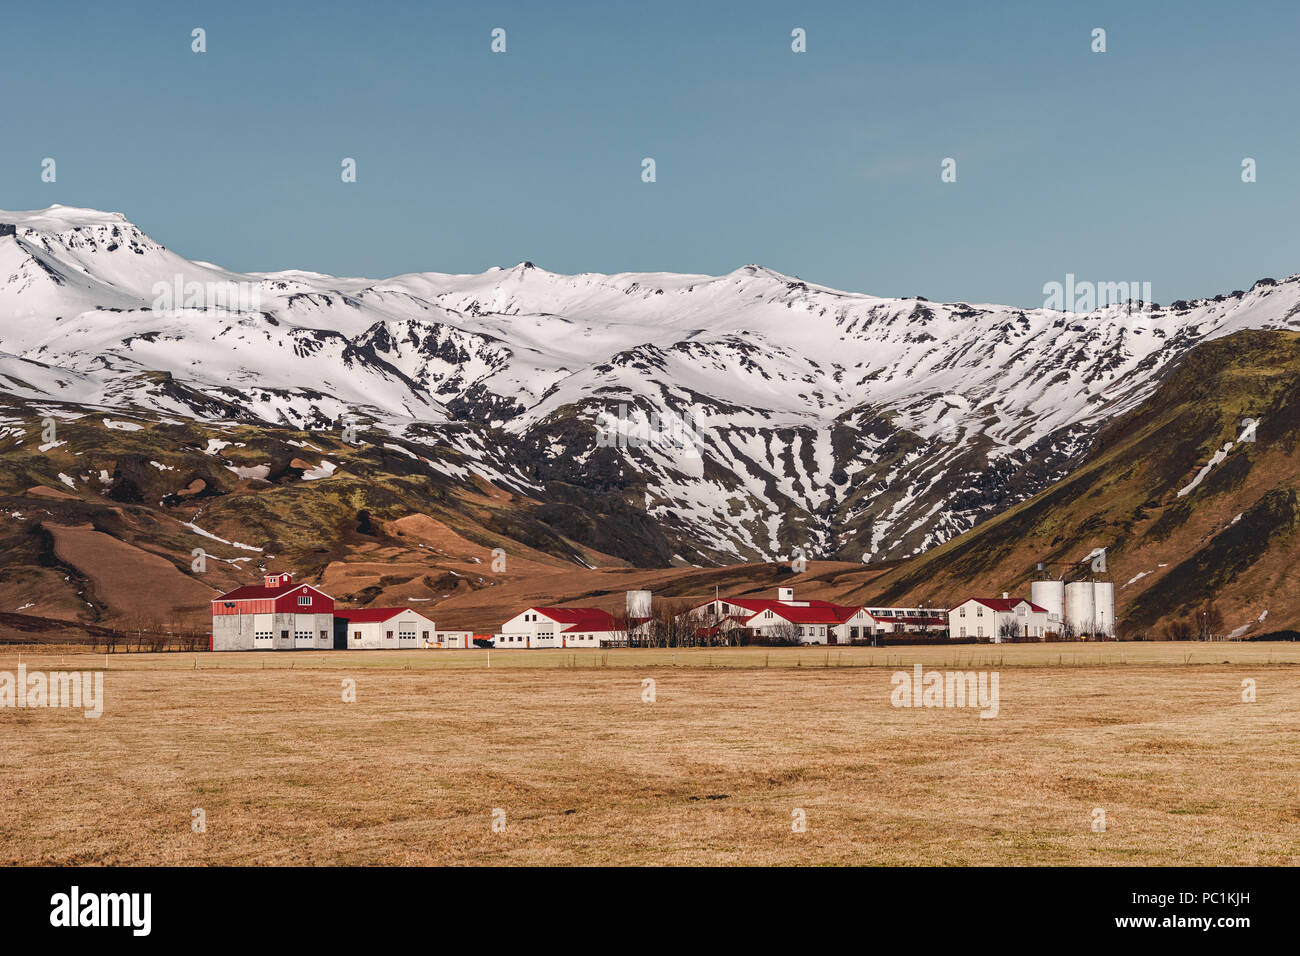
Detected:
left=948, top=595, right=1050, bottom=642
left=679, top=589, right=890, bottom=645
left=495, top=606, right=622, bottom=648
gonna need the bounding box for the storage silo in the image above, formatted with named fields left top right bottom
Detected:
left=1031, top=580, right=1065, bottom=628
left=626, top=590, right=652, bottom=620
left=1092, top=582, right=1115, bottom=638
left=1065, top=582, right=1096, bottom=636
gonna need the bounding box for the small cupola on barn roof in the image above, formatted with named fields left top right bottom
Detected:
left=264, top=572, right=293, bottom=589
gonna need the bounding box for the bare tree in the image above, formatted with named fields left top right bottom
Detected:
left=1199, top=602, right=1225, bottom=641
left=766, top=620, right=802, bottom=646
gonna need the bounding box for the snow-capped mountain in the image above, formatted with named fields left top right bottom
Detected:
left=4, top=204, right=1300, bottom=564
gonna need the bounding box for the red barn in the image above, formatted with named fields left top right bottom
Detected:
left=211, top=573, right=335, bottom=651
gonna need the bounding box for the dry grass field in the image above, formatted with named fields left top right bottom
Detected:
left=1, top=643, right=1297, bottom=866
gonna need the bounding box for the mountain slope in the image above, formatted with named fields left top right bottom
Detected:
left=5, top=205, right=1300, bottom=567
left=855, top=329, right=1300, bottom=637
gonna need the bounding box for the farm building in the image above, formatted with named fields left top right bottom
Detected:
left=678, top=588, right=922, bottom=644
left=211, top=573, right=334, bottom=651
left=863, top=607, right=950, bottom=634
left=334, top=608, right=436, bottom=650
left=495, top=607, right=622, bottom=648
left=433, top=630, right=475, bottom=649
left=948, top=595, right=1050, bottom=642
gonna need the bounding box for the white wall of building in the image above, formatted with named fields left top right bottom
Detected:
left=342, top=610, right=436, bottom=650
left=948, top=599, right=1049, bottom=642
left=496, top=608, right=619, bottom=648
left=432, top=631, right=472, bottom=649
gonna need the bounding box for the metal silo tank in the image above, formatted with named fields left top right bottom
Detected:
left=1092, top=582, right=1115, bottom=638
left=626, top=590, right=652, bottom=619
left=1030, top=580, right=1065, bottom=627
left=1065, top=581, right=1096, bottom=636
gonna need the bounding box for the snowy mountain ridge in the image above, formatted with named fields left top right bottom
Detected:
left=3, top=204, right=1299, bottom=565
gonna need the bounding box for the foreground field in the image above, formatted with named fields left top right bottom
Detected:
left=1, top=643, right=1297, bottom=865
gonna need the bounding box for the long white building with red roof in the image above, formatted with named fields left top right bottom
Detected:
left=495, top=606, right=623, bottom=648
left=335, top=607, right=440, bottom=650
left=680, top=587, right=943, bottom=644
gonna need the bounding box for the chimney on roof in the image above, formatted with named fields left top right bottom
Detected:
left=778, top=586, right=794, bottom=602
left=265, top=573, right=292, bottom=589
left=1002, top=591, right=1009, bottom=599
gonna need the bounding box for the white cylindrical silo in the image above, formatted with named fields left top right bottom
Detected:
left=1065, top=582, right=1096, bottom=636
left=1092, top=582, right=1115, bottom=638
left=1031, top=580, right=1065, bottom=627
left=626, top=590, right=652, bottom=619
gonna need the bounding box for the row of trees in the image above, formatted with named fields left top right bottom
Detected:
left=87, top=610, right=210, bottom=653
left=611, top=600, right=751, bottom=648
left=612, top=601, right=947, bottom=647
left=1159, top=602, right=1226, bottom=641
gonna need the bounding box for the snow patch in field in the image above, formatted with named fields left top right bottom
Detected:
left=203, top=439, right=231, bottom=455
left=226, top=463, right=271, bottom=480
left=301, top=460, right=336, bottom=480
left=58, top=473, right=76, bottom=489
left=103, top=418, right=143, bottom=431
left=184, top=520, right=263, bottom=552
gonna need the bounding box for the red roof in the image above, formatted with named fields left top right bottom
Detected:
left=953, top=597, right=1048, bottom=614
left=768, top=604, right=862, bottom=625
left=691, top=597, right=863, bottom=626
left=214, top=580, right=330, bottom=602
left=335, top=607, right=423, bottom=624
left=531, top=607, right=618, bottom=633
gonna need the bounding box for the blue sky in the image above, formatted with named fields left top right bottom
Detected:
left=2, top=0, right=1298, bottom=307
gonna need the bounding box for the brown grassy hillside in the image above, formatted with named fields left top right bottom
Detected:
left=854, top=330, right=1300, bottom=638
left=3, top=329, right=1300, bottom=638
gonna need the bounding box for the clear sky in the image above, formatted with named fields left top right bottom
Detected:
left=2, top=0, right=1298, bottom=307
